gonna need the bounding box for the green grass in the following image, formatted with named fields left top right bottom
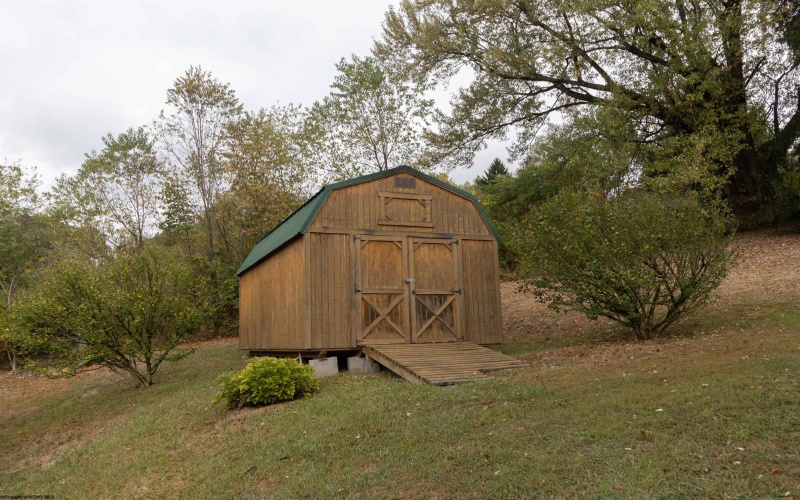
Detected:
left=2, top=321, right=798, bottom=499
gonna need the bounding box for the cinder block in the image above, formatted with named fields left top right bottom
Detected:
left=347, top=355, right=381, bottom=374
left=309, top=356, right=339, bottom=378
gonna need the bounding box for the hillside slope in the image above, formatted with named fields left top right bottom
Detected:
left=1, top=230, right=798, bottom=498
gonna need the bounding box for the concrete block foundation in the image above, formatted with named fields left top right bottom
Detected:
left=347, top=355, right=381, bottom=374
left=309, top=356, right=339, bottom=378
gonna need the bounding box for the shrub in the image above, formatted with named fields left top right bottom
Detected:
left=17, top=245, right=209, bottom=386
left=216, top=357, right=319, bottom=409
left=516, top=189, right=736, bottom=340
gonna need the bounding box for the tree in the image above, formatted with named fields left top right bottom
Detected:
left=516, top=189, right=735, bottom=340
left=50, top=127, right=162, bottom=251
left=156, top=66, right=243, bottom=263
left=304, top=55, right=434, bottom=182
left=18, top=245, right=208, bottom=386
left=0, top=163, right=50, bottom=371
left=377, top=0, right=800, bottom=221
left=219, top=106, right=310, bottom=265
left=475, top=158, right=510, bottom=188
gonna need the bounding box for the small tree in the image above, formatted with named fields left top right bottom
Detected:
left=18, top=246, right=208, bottom=386
left=516, top=190, right=735, bottom=340
left=475, top=158, right=509, bottom=188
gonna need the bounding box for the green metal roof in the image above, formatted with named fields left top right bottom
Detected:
left=236, top=165, right=499, bottom=276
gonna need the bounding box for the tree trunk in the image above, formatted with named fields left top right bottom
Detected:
left=6, top=349, right=18, bottom=372
left=728, top=144, right=766, bottom=212
left=204, top=208, right=215, bottom=264
left=717, top=0, right=777, bottom=225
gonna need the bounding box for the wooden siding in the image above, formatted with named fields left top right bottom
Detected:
left=308, top=232, right=353, bottom=349
left=239, top=237, right=305, bottom=350
left=461, top=239, right=503, bottom=344
left=310, top=173, right=491, bottom=236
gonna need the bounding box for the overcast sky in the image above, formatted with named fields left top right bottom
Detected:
left=0, top=0, right=510, bottom=188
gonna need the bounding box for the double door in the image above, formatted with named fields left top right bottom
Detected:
left=354, top=236, right=461, bottom=344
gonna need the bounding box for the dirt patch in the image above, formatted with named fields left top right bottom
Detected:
left=3, top=406, right=129, bottom=473
left=0, top=337, right=237, bottom=417
left=715, top=229, right=800, bottom=302
left=0, top=368, right=118, bottom=421
left=501, top=281, right=622, bottom=345
left=184, top=337, right=238, bottom=350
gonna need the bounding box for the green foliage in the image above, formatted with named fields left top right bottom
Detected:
left=156, top=65, right=243, bottom=263
left=0, top=162, right=49, bottom=370
left=475, top=158, right=509, bottom=189
left=49, top=127, right=162, bottom=250
left=516, top=190, right=736, bottom=340
left=378, top=0, right=799, bottom=220
left=219, top=106, right=309, bottom=265
left=772, top=158, right=800, bottom=221
left=216, top=356, right=319, bottom=409
left=17, top=245, right=209, bottom=386
left=304, top=54, right=434, bottom=181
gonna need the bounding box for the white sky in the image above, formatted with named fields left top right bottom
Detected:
left=0, top=0, right=511, bottom=188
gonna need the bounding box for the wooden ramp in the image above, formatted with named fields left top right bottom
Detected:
left=361, top=342, right=526, bottom=385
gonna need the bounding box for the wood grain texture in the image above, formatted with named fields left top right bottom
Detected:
left=461, top=239, right=503, bottom=345
left=239, top=237, right=305, bottom=351
left=362, top=342, right=526, bottom=385
left=311, top=173, right=491, bottom=236
left=308, top=233, right=352, bottom=349
left=355, top=236, right=409, bottom=344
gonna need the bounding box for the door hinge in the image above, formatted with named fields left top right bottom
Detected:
left=450, top=288, right=462, bottom=294
left=354, top=286, right=362, bottom=294
left=353, top=235, right=360, bottom=241
left=404, top=278, right=415, bottom=283
left=411, top=289, right=417, bottom=295
left=451, top=240, right=459, bottom=245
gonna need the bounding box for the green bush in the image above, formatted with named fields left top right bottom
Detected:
left=216, top=357, right=320, bottom=409
left=516, top=189, right=736, bottom=340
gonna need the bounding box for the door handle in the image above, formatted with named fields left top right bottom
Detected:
left=404, top=278, right=415, bottom=283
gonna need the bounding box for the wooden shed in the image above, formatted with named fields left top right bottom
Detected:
left=237, top=165, right=503, bottom=356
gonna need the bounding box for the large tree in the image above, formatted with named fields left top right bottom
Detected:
left=0, top=163, right=49, bottom=371
left=304, top=55, right=434, bottom=181
left=220, top=106, right=309, bottom=265
left=51, top=127, right=162, bottom=251
left=377, top=0, right=800, bottom=220
left=156, top=66, right=243, bottom=262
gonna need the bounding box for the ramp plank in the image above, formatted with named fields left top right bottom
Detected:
left=361, top=342, right=526, bottom=385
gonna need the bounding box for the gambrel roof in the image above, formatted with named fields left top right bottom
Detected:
left=236, top=165, right=499, bottom=276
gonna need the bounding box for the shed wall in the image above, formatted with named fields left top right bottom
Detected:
left=308, top=232, right=353, bottom=349
left=461, top=239, right=503, bottom=344
left=310, top=173, right=491, bottom=237
left=239, top=237, right=306, bottom=350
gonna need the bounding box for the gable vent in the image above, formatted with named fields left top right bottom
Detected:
left=394, top=176, right=416, bottom=189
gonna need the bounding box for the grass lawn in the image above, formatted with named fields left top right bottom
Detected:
left=1, top=230, right=799, bottom=499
